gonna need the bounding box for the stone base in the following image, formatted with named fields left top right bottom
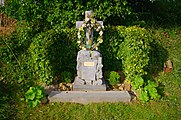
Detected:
left=48, top=91, right=131, bottom=104
left=73, top=84, right=106, bottom=91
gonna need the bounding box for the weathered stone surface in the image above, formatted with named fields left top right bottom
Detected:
left=48, top=91, right=131, bottom=104
left=73, top=84, right=106, bottom=91
left=74, top=50, right=105, bottom=88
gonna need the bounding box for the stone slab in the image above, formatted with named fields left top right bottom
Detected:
left=73, top=84, right=106, bottom=91
left=48, top=91, right=131, bottom=104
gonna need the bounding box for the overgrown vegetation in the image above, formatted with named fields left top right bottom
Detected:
left=0, top=0, right=181, bottom=119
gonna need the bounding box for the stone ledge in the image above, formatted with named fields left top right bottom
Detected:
left=48, top=91, right=131, bottom=104
left=73, top=84, right=106, bottom=91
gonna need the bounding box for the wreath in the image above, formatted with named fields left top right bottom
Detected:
left=77, top=17, right=104, bottom=50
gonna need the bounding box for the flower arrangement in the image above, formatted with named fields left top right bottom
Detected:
left=77, top=17, right=104, bottom=50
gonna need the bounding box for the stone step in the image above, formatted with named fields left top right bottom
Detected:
left=73, top=84, right=107, bottom=91
left=48, top=91, right=131, bottom=104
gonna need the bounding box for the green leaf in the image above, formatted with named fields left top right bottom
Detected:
left=132, top=76, right=144, bottom=89
left=25, top=87, right=36, bottom=101
left=139, top=90, right=149, bottom=102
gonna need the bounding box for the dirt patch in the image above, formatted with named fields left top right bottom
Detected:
left=0, top=13, right=16, bottom=35
left=0, top=26, right=15, bottom=35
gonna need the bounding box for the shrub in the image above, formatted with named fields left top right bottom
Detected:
left=108, top=71, right=120, bottom=85
left=116, top=26, right=160, bottom=102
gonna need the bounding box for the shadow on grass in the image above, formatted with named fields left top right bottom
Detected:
left=148, top=39, right=168, bottom=77
left=0, top=81, right=17, bottom=120
left=146, top=39, right=168, bottom=97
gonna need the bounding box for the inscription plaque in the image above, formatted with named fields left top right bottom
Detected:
left=84, top=62, right=95, bottom=67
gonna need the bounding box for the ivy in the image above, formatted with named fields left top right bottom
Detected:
left=116, top=26, right=160, bottom=102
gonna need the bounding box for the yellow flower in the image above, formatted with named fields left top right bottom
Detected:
left=91, top=19, right=95, bottom=24
left=79, top=27, right=83, bottom=31
left=82, top=47, right=86, bottom=50
left=98, top=38, right=103, bottom=43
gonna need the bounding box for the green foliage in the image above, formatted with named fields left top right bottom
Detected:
left=132, top=76, right=144, bottom=90
left=134, top=77, right=161, bottom=102
left=144, top=80, right=160, bottom=100
left=3, top=0, right=131, bottom=30
left=0, top=0, right=131, bottom=88
left=148, top=28, right=168, bottom=75
left=61, top=71, right=73, bottom=83
left=25, top=86, right=45, bottom=108
left=100, top=26, right=122, bottom=71
left=29, top=32, right=54, bottom=85
left=127, top=0, right=181, bottom=27
left=117, top=26, right=152, bottom=82
left=0, top=0, right=180, bottom=118
left=115, top=26, right=161, bottom=102
left=0, top=25, right=35, bottom=91
left=108, top=71, right=120, bottom=85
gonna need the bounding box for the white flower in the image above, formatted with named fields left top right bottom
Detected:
left=78, top=35, right=81, bottom=39
left=95, top=47, right=98, bottom=50
left=77, top=40, right=81, bottom=44
left=96, top=26, right=101, bottom=31
left=98, top=26, right=101, bottom=30
left=85, top=18, right=90, bottom=22
left=91, top=24, right=94, bottom=27
left=86, top=24, right=90, bottom=27
left=82, top=23, right=86, bottom=28
left=99, top=31, right=103, bottom=36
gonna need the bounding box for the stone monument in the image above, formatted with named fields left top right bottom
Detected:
left=48, top=11, right=131, bottom=104
left=73, top=10, right=106, bottom=91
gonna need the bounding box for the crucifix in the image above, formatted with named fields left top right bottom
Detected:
left=76, top=10, right=103, bottom=50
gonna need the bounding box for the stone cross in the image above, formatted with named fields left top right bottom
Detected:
left=73, top=10, right=106, bottom=91
left=0, top=0, right=4, bottom=6
left=76, top=10, right=103, bottom=48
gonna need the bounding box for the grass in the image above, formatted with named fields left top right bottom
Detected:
left=17, top=101, right=180, bottom=120
left=1, top=26, right=180, bottom=120
left=13, top=27, right=181, bottom=120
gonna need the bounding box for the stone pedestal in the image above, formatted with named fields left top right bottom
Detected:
left=48, top=91, right=131, bottom=104
left=73, top=50, right=106, bottom=91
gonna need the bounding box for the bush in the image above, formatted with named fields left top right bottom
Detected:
left=115, top=26, right=160, bottom=102
left=117, top=26, right=152, bottom=82
left=107, top=71, right=121, bottom=85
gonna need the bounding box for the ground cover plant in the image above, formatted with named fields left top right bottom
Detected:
left=0, top=0, right=181, bottom=120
